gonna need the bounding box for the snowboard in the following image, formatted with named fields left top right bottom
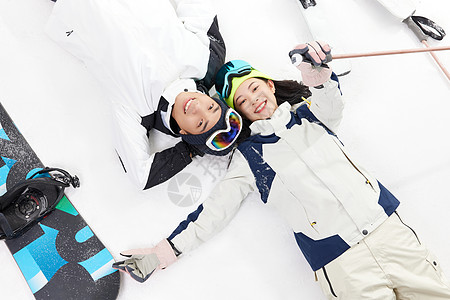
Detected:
left=0, top=102, right=120, bottom=299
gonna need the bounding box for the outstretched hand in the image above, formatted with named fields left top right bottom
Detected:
left=289, top=41, right=332, bottom=67
left=112, top=239, right=178, bottom=283
left=289, top=41, right=333, bottom=87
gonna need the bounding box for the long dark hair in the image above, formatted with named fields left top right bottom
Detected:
left=235, top=78, right=311, bottom=144
left=272, top=79, right=311, bottom=106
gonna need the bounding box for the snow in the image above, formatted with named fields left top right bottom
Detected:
left=1, top=0, right=449, bottom=299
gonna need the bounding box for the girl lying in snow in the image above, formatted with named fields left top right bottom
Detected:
left=113, top=42, right=450, bottom=299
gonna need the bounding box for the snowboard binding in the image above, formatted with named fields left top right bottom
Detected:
left=0, top=167, right=80, bottom=240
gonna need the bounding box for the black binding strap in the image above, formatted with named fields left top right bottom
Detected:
left=29, top=167, right=80, bottom=188
left=0, top=213, right=13, bottom=238
left=411, top=16, right=446, bottom=40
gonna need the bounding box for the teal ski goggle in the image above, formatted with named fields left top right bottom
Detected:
left=206, top=108, right=242, bottom=151
left=216, top=60, right=252, bottom=100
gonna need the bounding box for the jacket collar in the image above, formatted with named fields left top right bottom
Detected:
left=249, top=102, right=292, bottom=136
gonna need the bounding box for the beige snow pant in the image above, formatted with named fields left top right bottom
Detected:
left=316, top=212, right=450, bottom=299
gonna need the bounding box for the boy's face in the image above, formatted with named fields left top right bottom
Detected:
left=172, top=92, right=221, bottom=135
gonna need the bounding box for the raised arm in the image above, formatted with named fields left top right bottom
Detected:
left=307, top=74, right=344, bottom=133
left=289, top=41, right=345, bottom=132
left=173, top=0, right=227, bottom=90
left=46, top=0, right=221, bottom=109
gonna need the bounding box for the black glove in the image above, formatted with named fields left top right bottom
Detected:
left=289, top=41, right=332, bottom=67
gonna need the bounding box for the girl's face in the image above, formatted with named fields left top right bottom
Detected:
left=172, top=92, right=221, bottom=135
left=233, top=78, right=278, bottom=122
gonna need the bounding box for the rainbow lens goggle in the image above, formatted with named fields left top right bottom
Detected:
left=216, top=60, right=252, bottom=100
left=206, top=108, right=242, bottom=151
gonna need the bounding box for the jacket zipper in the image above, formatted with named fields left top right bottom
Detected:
left=339, top=148, right=375, bottom=191
left=322, top=266, right=338, bottom=298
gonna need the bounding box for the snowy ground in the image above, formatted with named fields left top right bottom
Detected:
left=1, top=0, right=449, bottom=299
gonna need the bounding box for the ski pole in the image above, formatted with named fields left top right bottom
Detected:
left=332, top=45, right=450, bottom=60
left=403, top=16, right=450, bottom=82
left=421, top=40, right=450, bottom=81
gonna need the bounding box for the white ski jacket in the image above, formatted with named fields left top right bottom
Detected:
left=168, top=75, right=400, bottom=271
left=45, top=0, right=225, bottom=189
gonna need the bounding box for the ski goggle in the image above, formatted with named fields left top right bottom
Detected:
left=206, top=108, right=242, bottom=151
left=216, top=60, right=252, bottom=101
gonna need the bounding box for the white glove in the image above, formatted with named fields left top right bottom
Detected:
left=112, top=239, right=178, bottom=283
left=289, top=41, right=333, bottom=87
